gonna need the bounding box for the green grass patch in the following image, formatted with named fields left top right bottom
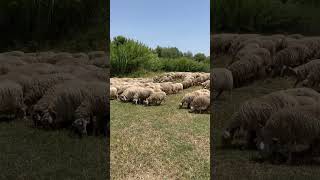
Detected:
left=0, top=120, right=108, bottom=180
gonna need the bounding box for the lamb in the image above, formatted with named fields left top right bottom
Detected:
left=0, top=80, right=25, bottom=120
left=110, top=87, right=118, bottom=100
left=143, top=91, right=167, bottom=106
left=189, top=94, right=210, bottom=113
left=72, top=82, right=108, bottom=136
left=259, top=105, right=320, bottom=164
left=211, top=68, right=233, bottom=99
left=32, top=80, right=89, bottom=129
left=132, top=87, right=154, bottom=104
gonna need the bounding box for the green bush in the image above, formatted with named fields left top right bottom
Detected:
left=159, top=57, right=209, bottom=72
left=110, top=36, right=159, bottom=76
left=111, top=36, right=209, bottom=76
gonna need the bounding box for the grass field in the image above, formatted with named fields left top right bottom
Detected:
left=111, top=86, right=210, bottom=179
left=213, top=56, right=320, bottom=179
left=0, top=119, right=108, bottom=180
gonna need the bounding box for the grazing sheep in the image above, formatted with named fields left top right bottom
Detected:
left=144, top=91, right=167, bottom=106
left=259, top=105, right=320, bottom=164
left=72, top=82, right=108, bottom=136
left=32, top=80, right=89, bottom=129
left=284, top=59, right=320, bottom=87
left=189, top=95, right=210, bottom=113
left=132, top=87, right=154, bottom=104
left=222, top=91, right=301, bottom=149
left=0, top=80, right=25, bottom=120
left=212, top=68, right=233, bottom=99
left=179, top=89, right=209, bottom=109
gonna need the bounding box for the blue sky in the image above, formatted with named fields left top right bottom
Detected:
left=111, top=0, right=210, bottom=56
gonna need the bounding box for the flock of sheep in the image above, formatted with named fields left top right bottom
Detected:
left=212, top=33, right=320, bottom=88
left=212, top=33, right=320, bottom=164
left=0, top=50, right=109, bottom=137
left=110, top=72, right=211, bottom=113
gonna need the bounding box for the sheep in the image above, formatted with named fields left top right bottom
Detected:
left=91, top=57, right=108, bottom=68
left=179, top=89, right=209, bottom=109
left=110, top=87, right=118, bottom=100
left=73, top=53, right=89, bottom=60
left=189, top=94, right=210, bottom=113
left=301, top=67, right=320, bottom=89
left=0, top=80, right=25, bottom=120
left=119, top=86, right=141, bottom=102
left=222, top=92, right=300, bottom=149
left=0, top=55, right=27, bottom=66
left=72, top=82, right=108, bottom=137
left=211, top=68, right=233, bottom=99
left=1, top=51, right=25, bottom=57
left=132, top=87, right=154, bottom=104
left=271, top=44, right=311, bottom=76
left=31, top=80, right=89, bottom=129
left=24, top=73, right=76, bottom=109
left=172, top=83, right=183, bottom=93
left=202, top=80, right=210, bottom=89
left=143, top=91, right=167, bottom=106
left=12, top=63, right=59, bottom=75
left=284, top=59, right=320, bottom=87
left=160, top=82, right=175, bottom=94
left=0, top=72, right=34, bottom=95
left=88, top=51, right=106, bottom=59
left=259, top=105, right=320, bottom=164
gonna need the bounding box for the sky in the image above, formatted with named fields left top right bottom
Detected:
left=111, top=0, right=210, bottom=56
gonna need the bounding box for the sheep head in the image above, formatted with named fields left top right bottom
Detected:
left=119, top=94, right=128, bottom=102
left=72, top=118, right=90, bottom=136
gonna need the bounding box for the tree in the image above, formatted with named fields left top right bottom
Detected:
left=194, top=53, right=207, bottom=62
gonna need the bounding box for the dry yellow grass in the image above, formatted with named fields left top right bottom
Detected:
left=111, top=86, right=210, bottom=179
